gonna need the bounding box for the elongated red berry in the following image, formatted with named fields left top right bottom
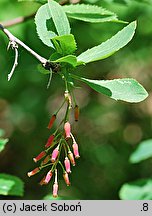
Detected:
left=64, top=157, right=71, bottom=173
left=64, top=122, right=71, bottom=139
left=53, top=183, right=58, bottom=198
left=27, top=167, right=40, bottom=177
left=68, top=151, right=75, bottom=166
left=74, top=105, right=79, bottom=121
left=63, top=172, right=70, bottom=186
left=51, top=147, right=59, bottom=162
left=33, top=151, right=46, bottom=163
left=47, top=114, right=56, bottom=129
left=44, top=170, right=53, bottom=184
left=39, top=176, right=46, bottom=186
left=41, top=155, right=50, bottom=165
left=45, top=134, right=55, bottom=148
left=72, top=142, right=80, bottom=159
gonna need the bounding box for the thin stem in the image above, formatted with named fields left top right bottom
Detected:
left=45, top=141, right=57, bottom=153
left=63, top=143, right=68, bottom=157
left=47, top=69, right=53, bottom=89
left=70, top=133, right=76, bottom=143
left=0, top=13, right=35, bottom=28
left=71, top=89, right=77, bottom=107
left=54, top=169, right=58, bottom=184
left=53, top=119, right=64, bottom=135
left=51, top=160, right=58, bottom=172
left=58, top=141, right=63, bottom=158
left=55, top=98, right=66, bottom=115
left=58, top=160, right=66, bottom=172
left=54, top=131, right=62, bottom=140
left=63, top=139, right=71, bottom=152
left=64, top=103, right=70, bottom=123
left=40, top=162, right=53, bottom=169
left=65, top=78, right=69, bottom=92
left=8, top=44, right=19, bottom=81
left=63, top=71, right=70, bottom=92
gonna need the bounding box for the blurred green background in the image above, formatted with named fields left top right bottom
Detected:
left=1, top=0, right=152, bottom=200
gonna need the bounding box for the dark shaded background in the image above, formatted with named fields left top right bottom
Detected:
left=0, top=0, right=152, bottom=199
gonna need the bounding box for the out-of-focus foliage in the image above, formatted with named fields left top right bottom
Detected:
left=1, top=0, right=152, bottom=200
left=0, top=173, right=24, bottom=196
left=119, top=178, right=152, bottom=200
left=119, top=138, right=152, bottom=200
left=129, top=139, right=152, bottom=164
left=0, top=129, right=8, bottom=152
left=0, top=129, right=24, bottom=196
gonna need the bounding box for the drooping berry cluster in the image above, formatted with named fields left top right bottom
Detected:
left=27, top=90, right=80, bottom=198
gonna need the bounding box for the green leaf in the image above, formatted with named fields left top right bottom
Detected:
left=51, top=34, right=77, bottom=55
left=48, top=0, right=70, bottom=36
left=129, top=139, right=152, bottom=163
left=77, top=21, right=137, bottom=64
left=0, top=138, right=8, bottom=152
left=63, top=4, right=119, bottom=23
left=70, top=74, right=148, bottom=103
left=35, top=1, right=71, bottom=47
left=119, top=178, right=152, bottom=200
left=0, top=174, right=24, bottom=196
left=52, top=55, right=77, bottom=67
left=35, top=4, right=57, bottom=47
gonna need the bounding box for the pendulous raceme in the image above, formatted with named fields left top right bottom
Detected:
left=27, top=91, right=80, bottom=198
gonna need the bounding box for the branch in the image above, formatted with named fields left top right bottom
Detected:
left=0, top=24, right=47, bottom=64
left=47, top=70, right=53, bottom=89
left=0, top=0, right=79, bottom=80
left=0, top=0, right=80, bottom=28
left=0, top=13, right=35, bottom=28
left=59, top=0, right=69, bottom=5
left=69, top=0, right=81, bottom=3
left=0, top=24, right=56, bottom=80
left=7, top=41, right=19, bottom=81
